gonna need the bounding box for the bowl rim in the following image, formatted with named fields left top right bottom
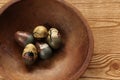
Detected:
left=0, top=0, right=94, bottom=80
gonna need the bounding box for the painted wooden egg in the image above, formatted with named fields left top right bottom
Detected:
left=15, top=31, right=34, bottom=47
left=47, top=28, right=62, bottom=49
left=36, top=42, right=53, bottom=60
left=22, top=44, right=38, bottom=65
left=33, top=26, right=48, bottom=39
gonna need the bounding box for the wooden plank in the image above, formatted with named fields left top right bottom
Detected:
left=0, top=0, right=9, bottom=8
left=67, top=0, right=120, bottom=4
left=0, top=0, right=10, bottom=4
left=81, top=53, right=120, bottom=80
left=91, top=19, right=120, bottom=53
left=80, top=77, right=110, bottom=80
left=80, top=78, right=107, bottom=80
left=0, top=4, right=4, bottom=8
left=72, top=3, right=120, bottom=19
left=1, top=0, right=120, bottom=80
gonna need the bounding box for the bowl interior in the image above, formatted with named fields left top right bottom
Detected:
left=0, top=0, right=92, bottom=80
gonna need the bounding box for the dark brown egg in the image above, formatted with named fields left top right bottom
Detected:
left=15, top=31, right=34, bottom=47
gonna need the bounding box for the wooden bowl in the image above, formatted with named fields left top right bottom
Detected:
left=0, top=0, right=94, bottom=80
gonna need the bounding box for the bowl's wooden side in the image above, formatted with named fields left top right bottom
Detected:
left=0, top=0, right=20, bottom=15
left=0, top=0, right=93, bottom=80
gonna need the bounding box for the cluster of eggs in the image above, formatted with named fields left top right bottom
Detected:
left=15, top=26, right=62, bottom=65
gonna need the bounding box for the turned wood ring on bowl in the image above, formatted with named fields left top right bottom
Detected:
left=0, top=0, right=94, bottom=80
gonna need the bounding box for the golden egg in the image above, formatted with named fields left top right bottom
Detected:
left=33, top=26, right=48, bottom=39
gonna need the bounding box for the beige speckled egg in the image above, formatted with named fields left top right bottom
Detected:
left=33, top=26, right=48, bottom=39
left=22, top=44, right=38, bottom=65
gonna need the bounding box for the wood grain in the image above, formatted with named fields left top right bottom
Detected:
left=0, top=0, right=120, bottom=80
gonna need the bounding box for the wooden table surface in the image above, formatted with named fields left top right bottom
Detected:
left=1, top=0, right=120, bottom=80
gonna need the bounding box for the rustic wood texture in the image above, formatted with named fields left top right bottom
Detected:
left=0, top=0, right=120, bottom=80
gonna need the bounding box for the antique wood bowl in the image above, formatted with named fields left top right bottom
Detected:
left=0, top=0, right=94, bottom=80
